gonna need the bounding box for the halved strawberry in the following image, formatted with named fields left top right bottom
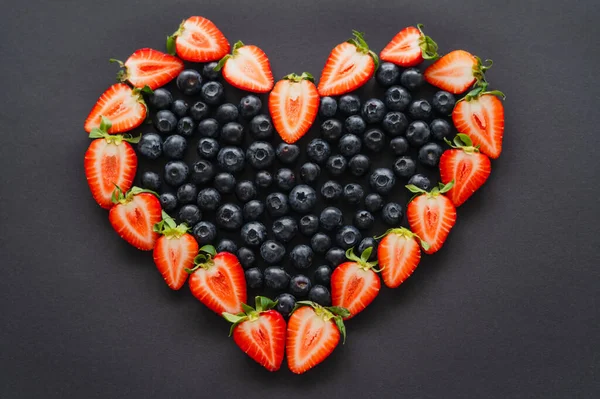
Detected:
left=424, top=50, right=492, bottom=94
left=187, top=246, right=247, bottom=315
left=330, top=247, right=381, bottom=320
left=215, top=41, right=274, bottom=93
left=317, top=31, right=379, bottom=96
left=152, top=211, right=199, bottom=290
left=286, top=301, right=349, bottom=374
left=380, top=24, right=439, bottom=67
left=269, top=72, right=320, bottom=144
left=377, top=227, right=427, bottom=289
left=452, top=89, right=505, bottom=159
left=108, top=186, right=162, bottom=251
left=406, top=182, right=457, bottom=255
left=223, top=296, right=286, bottom=372
left=166, top=16, right=230, bottom=62
left=110, top=48, right=184, bottom=90
left=84, top=83, right=147, bottom=133
left=84, top=117, right=138, bottom=209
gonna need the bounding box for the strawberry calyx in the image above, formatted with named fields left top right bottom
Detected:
left=416, top=24, right=439, bottom=60
left=283, top=72, right=315, bottom=83
left=111, top=185, right=158, bottom=205
left=457, top=83, right=506, bottom=104
left=375, top=227, right=430, bottom=251
left=88, top=116, right=141, bottom=144
left=406, top=180, right=455, bottom=201
left=166, top=19, right=186, bottom=55
left=153, top=210, right=189, bottom=239
left=185, top=245, right=218, bottom=273
left=214, top=40, right=245, bottom=72
left=444, top=133, right=480, bottom=154
left=109, top=58, right=129, bottom=83
left=291, top=301, right=350, bottom=343
left=222, top=296, right=277, bottom=336
left=347, top=30, right=380, bottom=70
left=471, top=56, right=494, bottom=89
left=345, top=247, right=381, bottom=272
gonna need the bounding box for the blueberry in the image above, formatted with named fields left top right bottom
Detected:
left=255, top=170, right=273, bottom=189
left=390, top=137, right=410, bottom=156
left=220, top=122, right=244, bottom=145
left=215, top=203, right=243, bottom=230
left=307, top=139, right=331, bottom=164
left=339, top=94, right=361, bottom=115
left=189, top=101, right=209, bottom=121
left=276, top=143, right=300, bottom=164
left=344, top=115, right=366, bottom=135
left=320, top=207, right=343, bottom=231
left=215, top=103, right=239, bottom=124
left=177, top=183, right=198, bottom=205
left=196, top=187, right=221, bottom=211
left=197, top=137, right=219, bottom=160
left=164, top=160, right=189, bottom=186
left=216, top=238, right=237, bottom=254
left=272, top=216, right=298, bottom=243
left=238, top=95, right=262, bottom=118
left=171, top=99, right=189, bottom=118
left=408, top=174, right=431, bottom=191
left=149, top=88, right=173, bottom=110
left=320, top=96, right=338, bottom=118
left=289, top=274, right=312, bottom=297
left=382, top=111, right=409, bottom=136
left=202, top=62, right=220, bottom=80
left=260, top=240, right=286, bottom=264
left=290, top=245, right=314, bottom=269
left=321, top=119, right=343, bottom=142
left=369, top=168, right=396, bottom=194
left=384, top=86, right=411, bottom=111
left=249, top=114, right=273, bottom=139
left=197, top=118, right=220, bottom=138
left=275, top=168, right=296, bottom=192
left=418, top=142, right=444, bottom=167
left=308, top=285, right=331, bottom=306
left=354, top=210, right=375, bottom=230
left=141, top=171, right=161, bottom=191
left=365, top=193, right=384, bottom=213
left=235, top=180, right=257, bottom=202
left=357, top=237, right=377, bottom=260
left=200, top=81, right=224, bottom=105
left=246, top=141, right=275, bottom=169
left=179, top=204, right=202, bottom=225
left=177, top=69, right=203, bottom=96
left=213, top=172, right=236, bottom=194
left=325, top=247, right=346, bottom=266
left=163, top=134, right=187, bottom=159
left=159, top=192, right=178, bottom=212
left=363, top=128, right=386, bottom=152
left=192, top=221, right=217, bottom=245
left=393, top=156, right=417, bottom=179
left=320, top=180, right=343, bottom=202
left=265, top=192, right=289, bottom=218
left=336, top=225, right=362, bottom=249
left=243, top=200, right=265, bottom=221
left=313, top=265, right=332, bottom=286
left=299, top=163, right=321, bottom=185
left=154, top=110, right=178, bottom=134
left=245, top=267, right=263, bottom=289
left=240, top=222, right=267, bottom=247
left=264, top=267, right=290, bottom=291
left=430, top=119, right=453, bottom=141
left=176, top=117, right=195, bottom=137
left=275, top=293, right=296, bottom=318
left=432, top=90, right=456, bottom=115
left=400, top=68, right=424, bottom=91
left=237, top=247, right=256, bottom=269
left=299, top=214, right=319, bottom=236
left=325, top=155, right=347, bottom=176
left=382, top=202, right=404, bottom=226
left=288, top=185, right=317, bottom=214
left=338, top=134, right=362, bottom=157
left=190, top=159, right=215, bottom=184
left=362, top=98, right=386, bottom=124
left=376, top=62, right=400, bottom=87
left=311, top=233, right=332, bottom=254
left=406, top=121, right=432, bottom=147
left=348, top=154, right=371, bottom=177
left=408, top=99, right=432, bottom=121
left=343, top=183, right=365, bottom=205
left=217, top=147, right=245, bottom=173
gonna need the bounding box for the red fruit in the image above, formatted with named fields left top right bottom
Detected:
left=269, top=72, right=320, bottom=144
left=317, top=31, right=378, bottom=96
left=187, top=246, right=247, bottom=315
left=377, top=227, right=425, bottom=289
left=108, top=187, right=162, bottom=251
left=166, top=16, right=230, bottom=62
left=152, top=212, right=199, bottom=290
left=380, top=24, right=439, bottom=67
left=216, top=41, right=274, bottom=93
left=330, top=248, right=381, bottom=320
left=84, top=83, right=147, bottom=134
left=424, top=50, right=492, bottom=94
left=110, top=48, right=184, bottom=90
left=84, top=118, right=138, bottom=209
left=223, top=296, right=286, bottom=372
left=452, top=90, right=505, bottom=159
left=406, top=182, right=457, bottom=255
left=285, top=302, right=349, bottom=374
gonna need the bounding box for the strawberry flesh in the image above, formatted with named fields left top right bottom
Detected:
left=84, top=83, right=146, bottom=133
left=122, top=48, right=184, bottom=90
left=108, top=192, right=162, bottom=251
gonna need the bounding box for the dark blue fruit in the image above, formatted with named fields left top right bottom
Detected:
left=320, top=180, right=343, bottom=201
left=176, top=116, right=195, bottom=137
left=406, top=121, right=431, bottom=147
left=216, top=238, right=237, bottom=254
left=200, top=81, right=225, bottom=105
left=237, top=247, right=256, bottom=269
left=393, top=156, right=417, bottom=179
left=299, top=163, right=321, bottom=185
left=197, top=118, right=220, bottom=138
left=235, top=180, right=257, bottom=203
left=365, top=193, right=384, bottom=213
left=246, top=141, right=275, bottom=169
left=418, top=142, right=444, bottom=167
left=338, top=134, right=362, bottom=157
left=321, top=119, right=343, bottom=142
left=177, top=69, right=203, bottom=96
left=154, top=110, right=178, bottom=134
left=390, top=137, right=410, bottom=156
left=141, top=171, right=161, bottom=191
left=272, top=216, right=298, bottom=243
left=255, top=170, right=273, bottom=189
left=275, top=293, right=296, bottom=318
left=171, top=99, right=189, bottom=118
left=400, top=68, right=424, bottom=91
left=376, top=62, right=400, bottom=87
left=238, top=95, right=262, bottom=118
left=382, top=202, right=404, bottom=226
left=265, top=192, right=289, bottom=218
left=343, top=183, right=365, bottom=205
left=276, top=143, right=300, bottom=164
left=197, top=137, right=219, bottom=159
left=384, top=86, right=411, bottom=111
left=245, top=267, right=263, bottom=289
left=240, top=222, right=267, bottom=247
left=307, top=139, right=331, bottom=164
left=432, top=90, right=456, bottom=115
left=275, top=168, right=296, bottom=192
left=243, top=200, right=265, bottom=221
left=319, top=207, right=343, bottom=231
left=336, top=225, right=362, bottom=249
left=354, top=210, right=375, bottom=230
left=176, top=183, right=198, bottom=205
left=213, top=172, right=236, bottom=194
left=249, top=114, right=273, bottom=139
left=408, top=99, right=432, bottom=121
left=430, top=118, right=453, bottom=141
left=217, top=146, right=245, bottom=173
left=408, top=173, right=431, bottom=191
left=311, top=233, right=332, bottom=254
left=288, top=185, right=317, bottom=214
left=215, top=203, right=243, bottom=230
left=260, top=240, right=286, bottom=264
left=163, top=134, right=187, bottom=159
left=338, top=94, right=361, bottom=115
left=179, top=204, right=202, bottom=225
left=164, top=160, right=189, bottom=186
left=215, top=103, right=239, bottom=124
left=220, top=122, right=244, bottom=145
left=197, top=187, right=221, bottom=211
left=192, top=221, right=217, bottom=245
left=325, top=247, right=346, bottom=267
left=358, top=237, right=377, bottom=261
left=289, top=274, right=312, bottom=297
left=202, top=62, right=220, bottom=80
left=189, top=101, right=209, bottom=121
left=290, top=245, right=314, bottom=269
left=344, top=115, right=366, bottom=135
left=149, top=88, right=173, bottom=110
left=382, top=111, right=409, bottom=136
left=325, top=155, right=347, bottom=176
left=369, top=168, right=396, bottom=194
left=348, top=154, right=370, bottom=177
left=159, top=192, right=178, bottom=212
left=190, top=159, right=215, bottom=184
left=362, top=98, right=386, bottom=124
left=319, top=96, right=338, bottom=118
left=313, top=265, right=332, bottom=286
left=264, top=267, right=290, bottom=291
left=363, top=128, right=386, bottom=152
left=308, top=285, right=331, bottom=306
left=299, top=214, right=319, bottom=236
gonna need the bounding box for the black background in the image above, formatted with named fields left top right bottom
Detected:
left=1, top=0, right=599, bottom=398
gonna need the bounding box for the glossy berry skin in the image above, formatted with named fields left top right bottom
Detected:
left=192, top=221, right=217, bottom=245
left=141, top=171, right=161, bottom=191
left=217, top=147, right=245, bottom=173
left=406, top=121, right=432, bottom=147
left=249, top=114, right=273, bottom=139
left=245, top=267, right=263, bottom=289
left=319, top=207, right=343, bottom=231
left=338, top=94, right=361, bottom=115
left=176, top=117, right=195, bottom=137
left=407, top=173, right=431, bottom=191
left=240, top=222, right=267, bottom=247
left=190, top=159, right=215, bottom=184
left=177, top=69, right=203, bottom=95
left=348, top=154, right=370, bottom=177
left=310, top=233, right=332, bottom=254
left=343, top=183, right=365, bottom=205
left=354, top=210, right=375, bottom=230
left=325, top=155, right=347, bottom=176
left=171, top=99, right=189, bottom=118
left=264, top=267, right=290, bottom=291
left=369, top=168, right=396, bottom=195
left=221, top=122, right=244, bottom=145
left=382, top=202, right=404, bottom=226
left=216, top=238, right=238, bottom=254
left=197, top=118, right=220, bottom=138
left=275, top=293, right=296, bottom=318
left=430, top=119, right=453, bottom=141
left=393, top=156, right=417, bottom=179
left=384, top=86, right=411, bottom=112
left=306, top=139, right=331, bottom=164
left=382, top=112, right=409, bottom=137
left=265, top=192, right=289, bottom=218
left=190, top=101, right=209, bottom=121
left=289, top=245, right=314, bottom=269
left=338, top=134, right=362, bottom=157
left=159, top=192, right=178, bottom=212
left=408, top=99, right=432, bottom=121
left=177, top=183, right=198, bottom=205
left=400, top=68, right=424, bottom=91
left=178, top=204, right=202, bottom=225
left=197, top=187, right=222, bottom=211
left=272, top=216, right=298, bottom=243
left=418, top=142, right=444, bottom=167
left=149, top=88, right=173, bottom=110
left=363, top=128, right=386, bottom=152
left=390, top=137, right=410, bottom=156
left=202, top=62, right=220, bottom=80
left=344, top=115, right=366, bottom=135
left=365, top=193, right=384, bottom=213
left=154, top=110, right=178, bottom=134
left=237, top=247, right=256, bottom=269
left=320, top=180, right=343, bottom=201
left=319, top=96, right=337, bottom=118
left=276, top=143, right=300, bottom=164
left=235, top=180, right=257, bottom=202
left=325, top=247, right=346, bottom=267
left=289, top=275, right=312, bottom=297
left=358, top=237, right=377, bottom=261
left=246, top=141, right=275, bottom=170
left=289, top=185, right=317, bottom=214
left=299, top=163, right=321, bottom=185
left=336, top=225, right=362, bottom=249
left=376, top=62, right=400, bottom=87
left=308, top=285, right=331, bottom=306
left=163, top=134, right=187, bottom=159
left=243, top=200, right=265, bottom=221
left=215, top=103, right=239, bottom=124
left=432, top=90, right=456, bottom=115
left=197, top=137, right=219, bottom=160
left=275, top=169, right=296, bottom=192
left=299, top=214, right=319, bottom=236
left=238, top=95, right=262, bottom=118
left=213, top=172, right=236, bottom=194
left=164, top=160, right=189, bottom=187
left=260, top=240, right=286, bottom=264
left=200, top=81, right=225, bottom=105
left=313, top=265, right=332, bottom=286
left=255, top=170, right=273, bottom=189
left=320, top=119, right=343, bottom=142
left=216, top=203, right=243, bottom=230
left=362, top=98, right=387, bottom=124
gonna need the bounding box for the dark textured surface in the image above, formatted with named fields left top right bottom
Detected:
left=1, top=0, right=599, bottom=398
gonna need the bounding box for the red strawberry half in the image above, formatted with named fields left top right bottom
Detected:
left=187, top=246, right=247, bottom=315
left=269, top=72, right=320, bottom=144
left=110, top=48, right=184, bottom=90
left=377, top=227, right=427, bottom=289
left=317, top=31, right=379, bottom=96
left=380, top=24, right=439, bottom=67
left=424, top=50, right=492, bottom=94
left=223, top=296, right=286, bottom=372
left=84, top=83, right=147, bottom=134
left=215, top=41, right=274, bottom=93
left=167, top=16, right=230, bottom=62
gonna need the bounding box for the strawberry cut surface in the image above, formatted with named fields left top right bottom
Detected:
left=108, top=191, right=162, bottom=251
left=168, top=16, right=230, bottom=62
left=84, top=84, right=146, bottom=134
left=115, top=48, right=184, bottom=90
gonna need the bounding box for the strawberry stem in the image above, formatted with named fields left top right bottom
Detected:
left=292, top=301, right=350, bottom=343
left=153, top=210, right=189, bottom=238
left=166, top=19, right=186, bottom=55
left=222, top=296, right=278, bottom=336
left=283, top=72, right=315, bottom=83
left=444, top=133, right=480, bottom=153
left=347, top=30, right=379, bottom=70
left=416, top=24, right=440, bottom=60
left=344, top=247, right=379, bottom=271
